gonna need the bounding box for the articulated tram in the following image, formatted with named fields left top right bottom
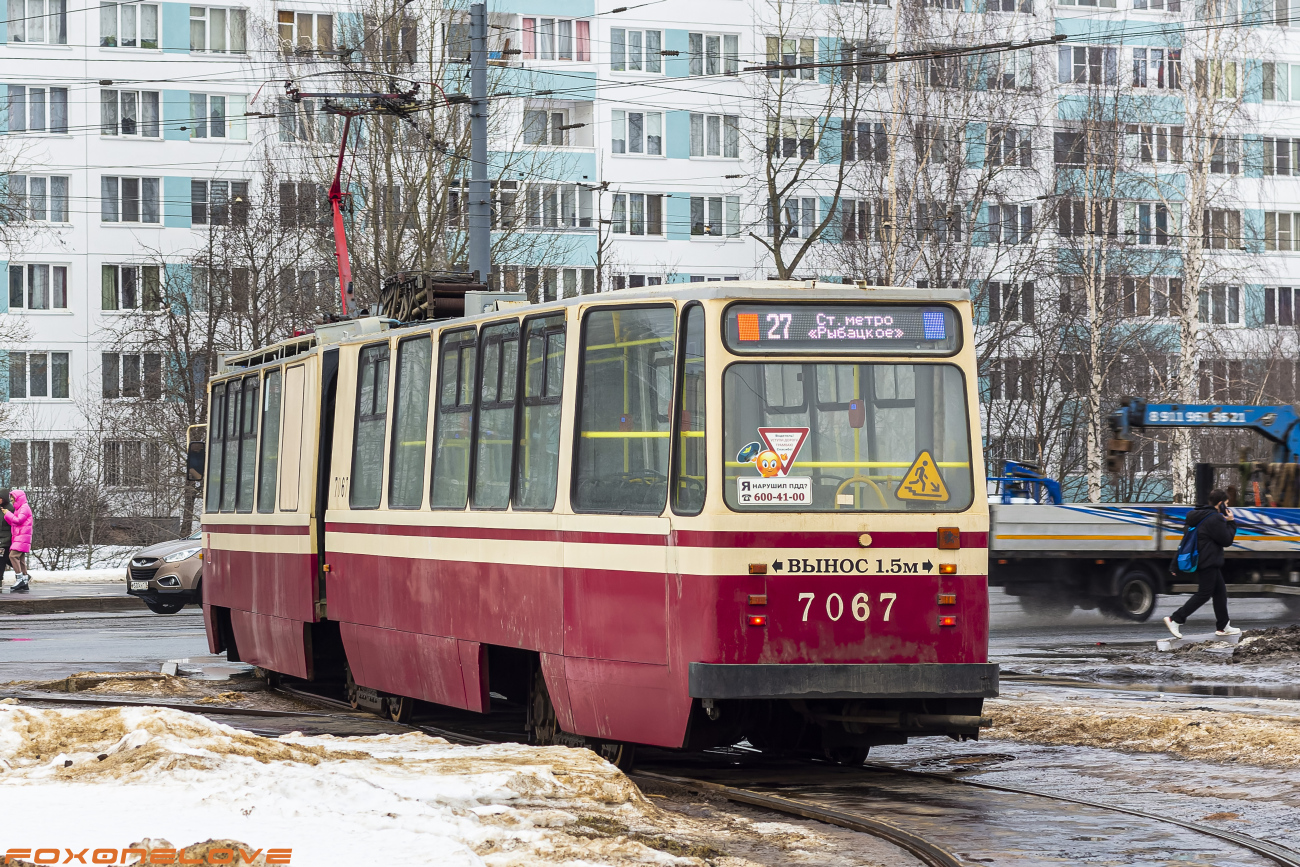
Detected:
left=199, top=282, right=996, bottom=764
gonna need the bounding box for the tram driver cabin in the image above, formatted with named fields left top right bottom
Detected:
left=198, top=282, right=996, bottom=764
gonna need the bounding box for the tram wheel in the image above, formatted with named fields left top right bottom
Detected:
left=345, top=666, right=361, bottom=711
left=386, top=695, right=413, bottom=724
left=528, top=667, right=560, bottom=746
left=596, top=741, right=637, bottom=771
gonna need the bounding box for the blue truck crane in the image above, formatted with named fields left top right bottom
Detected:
left=986, top=400, right=1300, bottom=621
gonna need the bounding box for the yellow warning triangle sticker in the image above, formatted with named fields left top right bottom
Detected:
left=896, top=451, right=950, bottom=502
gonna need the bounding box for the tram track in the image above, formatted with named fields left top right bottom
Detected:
left=9, top=684, right=1300, bottom=866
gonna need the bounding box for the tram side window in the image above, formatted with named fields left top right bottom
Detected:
left=389, top=336, right=432, bottom=509
left=473, top=321, right=520, bottom=509
left=514, top=315, right=566, bottom=510
left=672, top=304, right=706, bottom=515
left=235, top=374, right=259, bottom=512
left=220, top=379, right=240, bottom=512
left=205, top=382, right=225, bottom=513
left=257, top=369, right=282, bottom=513
left=431, top=329, right=476, bottom=509
left=573, top=305, right=676, bottom=514
left=351, top=342, right=391, bottom=509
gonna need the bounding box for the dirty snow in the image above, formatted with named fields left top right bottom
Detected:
left=0, top=705, right=907, bottom=866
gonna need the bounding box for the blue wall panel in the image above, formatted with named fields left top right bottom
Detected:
left=667, top=192, right=690, bottom=240
left=664, top=30, right=690, bottom=78
left=666, top=111, right=690, bottom=159
left=161, top=3, right=190, bottom=53
left=163, top=176, right=191, bottom=228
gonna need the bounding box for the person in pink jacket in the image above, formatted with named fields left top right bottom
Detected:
left=4, top=489, right=33, bottom=593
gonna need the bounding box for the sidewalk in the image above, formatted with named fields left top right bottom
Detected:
left=0, top=581, right=151, bottom=615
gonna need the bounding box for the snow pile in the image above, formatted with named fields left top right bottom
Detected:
left=0, top=705, right=692, bottom=865
left=986, top=699, right=1300, bottom=768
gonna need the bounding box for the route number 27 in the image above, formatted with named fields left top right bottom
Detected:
left=799, top=592, right=897, bottom=622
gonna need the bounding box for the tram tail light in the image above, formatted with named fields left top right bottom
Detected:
left=748, top=615, right=767, bottom=627
left=939, top=564, right=957, bottom=575
left=748, top=594, right=767, bottom=605
left=749, top=563, right=768, bottom=575
left=937, top=528, right=961, bottom=550
left=938, top=616, right=957, bottom=627
left=937, top=593, right=957, bottom=605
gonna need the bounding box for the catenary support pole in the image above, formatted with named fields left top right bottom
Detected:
left=469, top=2, right=491, bottom=286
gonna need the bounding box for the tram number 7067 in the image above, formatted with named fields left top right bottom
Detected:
left=798, top=592, right=897, bottom=623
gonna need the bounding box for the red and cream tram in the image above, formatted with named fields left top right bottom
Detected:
left=200, top=282, right=996, bottom=763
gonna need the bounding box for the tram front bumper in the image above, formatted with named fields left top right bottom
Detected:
left=688, top=662, right=999, bottom=700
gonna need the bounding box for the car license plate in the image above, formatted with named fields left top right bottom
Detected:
left=130, top=581, right=149, bottom=591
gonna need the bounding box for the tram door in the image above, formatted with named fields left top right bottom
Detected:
left=315, top=348, right=338, bottom=616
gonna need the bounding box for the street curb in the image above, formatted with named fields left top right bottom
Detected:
left=0, top=595, right=154, bottom=615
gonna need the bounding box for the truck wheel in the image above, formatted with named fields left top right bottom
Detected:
left=1017, top=596, right=1074, bottom=616
left=1104, top=570, right=1157, bottom=622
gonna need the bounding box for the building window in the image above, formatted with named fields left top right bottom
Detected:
left=8, top=351, right=69, bottom=399
left=1263, top=62, right=1300, bottom=100
left=611, top=110, right=663, bottom=155
left=841, top=41, right=888, bottom=83
left=690, top=113, right=740, bottom=158
left=1265, top=286, right=1298, bottom=325
left=1058, top=45, right=1118, bottom=85
left=1132, top=48, right=1181, bottom=88
left=103, top=440, right=159, bottom=487
left=190, top=6, right=247, bottom=53
left=1199, top=285, right=1241, bottom=325
left=1265, top=212, right=1300, bottom=251
left=1135, top=0, right=1180, bottom=10
left=610, top=193, right=663, bottom=236
left=101, top=264, right=162, bottom=311
left=765, top=36, right=814, bottom=79
left=1208, top=135, right=1240, bottom=174
left=9, top=440, right=70, bottom=488
left=987, top=126, right=1031, bottom=167
left=988, top=205, right=1032, bottom=245
left=1264, top=137, right=1299, bottom=175
left=5, top=85, right=69, bottom=134
left=6, top=175, right=69, bottom=222
left=1127, top=202, right=1178, bottom=246
left=1058, top=199, right=1118, bottom=238
left=278, top=181, right=329, bottom=227
left=492, top=266, right=594, bottom=299
left=191, top=180, right=249, bottom=225
left=693, top=195, right=741, bottom=237
left=987, top=358, right=1034, bottom=401
left=841, top=199, right=889, bottom=242
left=99, top=2, right=157, bottom=47
left=276, top=97, right=336, bottom=143
left=916, top=201, right=963, bottom=243
left=1126, top=124, right=1183, bottom=163
left=101, top=177, right=160, bottom=224
left=189, top=94, right=245, bottom=139
left=520, top=17, right=590, bottom=61
left=768, top=197, right=815, bottom=239
left=1203, top=209, right=1242, bottom=249
left=611, top=28, right=660, bottom=72
left=766, top=117, right=814, bottom=159
left=102, top=352, right=162, bottom=399
left=523, top=108, right=569, bottom=146
left=1194, top=59, right=1238, bottom=99
left=688, top=31, right=739, bottom=76
left=10, top=0, right=67, bottom=43
left=990, top=0, right=1033, bottom=10
left=842, top=120, right=887, bottom=162
left=277, top=10, right=331, bottom=55
left=8, top=264, right=68, bottom=310
left=988, top=49, right=1032, bottom=90
left=1120, top=276, right=1180, bottom=317
left=987, top=282, right=1035, bottom=323
left=100, top=90, right=160, bottom=137
left=521, top=184, right=593, bottom=229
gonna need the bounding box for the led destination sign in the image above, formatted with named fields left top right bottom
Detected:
left=725, top=304, right=961, bottom=355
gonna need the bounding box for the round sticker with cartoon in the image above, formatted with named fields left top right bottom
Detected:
left=736, top=441, right=763, bottom=464
left=755, top=450, right=782, bottom=477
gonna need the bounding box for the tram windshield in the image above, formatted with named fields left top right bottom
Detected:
left=724, top=362, right=973, bottom=512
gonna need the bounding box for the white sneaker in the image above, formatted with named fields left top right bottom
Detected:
left=1216, top=624, right=1242, bottom=636
left=1163, top=617, right=1182, bottom=639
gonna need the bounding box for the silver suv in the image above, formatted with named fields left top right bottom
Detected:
left=125, top=530, right=203, bottom=614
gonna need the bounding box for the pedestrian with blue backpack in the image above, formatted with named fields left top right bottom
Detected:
left=1164, top=488, right=1240, bottom=639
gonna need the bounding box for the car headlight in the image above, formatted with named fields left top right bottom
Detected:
left=163, top=546, right=202, bottom=563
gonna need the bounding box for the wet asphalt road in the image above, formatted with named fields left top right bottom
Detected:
left=2, top=590, right=1297, bottom=684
